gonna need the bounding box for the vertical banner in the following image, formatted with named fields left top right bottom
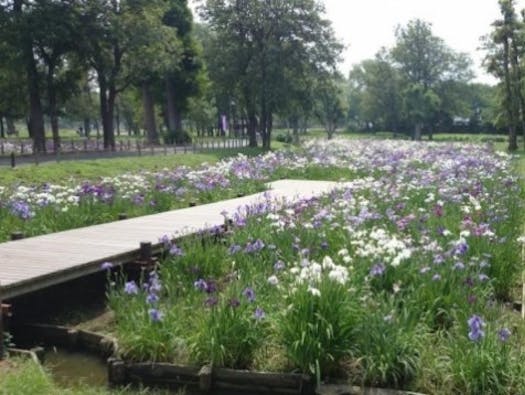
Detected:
left=221, top=115, right=228, bottom=136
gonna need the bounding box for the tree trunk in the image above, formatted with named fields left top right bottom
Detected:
left=510, top=39, right=525, bottom=149
left=174, top=109, right=182, bottom=138
left=165, top=77, right=178, bottom=142
left=392, top=119, right=398, bottom=139
left=98, top=74, right=116, bottom=151
left=6, top=117, right=16, bottom=135
left=107, top=88, right=117, bottom=151
left=327, top=125, right=334, bottom=140
left=99, top=77, right=109, bottom=149
left=115, top=100, right=121, bottom=137
left=0, top=117, right=4, bottom=138
left=247, top=110, right=258, bottom=147
left=15, top=0, right=45, bottom=152
left=265, top=112, right=273, bottom=149
left=84, top=118, right=91, bottom=138
left=291, top=116, right=300, bottom=144
left=503, top=36, right=518, bottom=151
left=414, top=123, right=422, bottom=141
left=27, top=49, right=46, bottom=153
left=428, top=125, right=434, bottom=141
left=142, top=81, right=158, bottom=144
left=47, top=68, right=60, bottom=152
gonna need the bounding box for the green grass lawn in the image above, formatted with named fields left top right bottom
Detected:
left=0, top=147, right=267, bottom=185
left=0, top=357, right=177, bottom=395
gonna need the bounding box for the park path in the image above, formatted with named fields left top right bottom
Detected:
left=0, top=180, right=344, bottom=300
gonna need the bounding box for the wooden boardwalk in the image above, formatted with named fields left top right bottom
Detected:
left=0, top=180, right=344, bottom=300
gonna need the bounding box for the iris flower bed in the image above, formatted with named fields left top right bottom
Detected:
left=0, top=141, right=366, bottom=242
left=105, top=140, right=525, bottom=394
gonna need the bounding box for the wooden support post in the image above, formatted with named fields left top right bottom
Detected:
left=199, top=365, right=213, bottom=392
left=126, top=241, right=158, bottom=277
left=139, top=241, right=152, bottom=261
left=83, top=140, right=88, bottom=152
left=108, top=358, right=126, bottom=386
left=150, top=145, right=154, bottom=156
left=10, top=231, right=24, bottom=241
left=20, top=142, right=24, bottom=154
left=10, top=151, right=15, bottom=168
left=0, top=141, right=4, bottom=155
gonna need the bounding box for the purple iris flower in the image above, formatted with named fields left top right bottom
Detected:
left=254, top=307, right=265, bottom=320
left=243, top=287, right=256, bottom=302
left=467, top=315, right=485, bottom=342
left=194, top=279, right=208, bottom=292
left=228, top=244, right=242, bottom=255
left=370, top=263, right=386, bottom=277
left=124, top=281, right=139, bottom=295
left=169, top=244, right=184, bottom=256
left=149, top=308, right=164, bottom=322
left=498, top=327, right=511, bottom=342
left=274, top=260, right=286, bottom=271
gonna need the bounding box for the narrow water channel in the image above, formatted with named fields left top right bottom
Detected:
left=44, top=348, right=107, bottom=388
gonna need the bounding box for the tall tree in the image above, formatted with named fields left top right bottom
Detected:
left=392, top=19, right=472, bottom=140
left=201, top=0, right=341, bottom=149
left=484, top=0, right=523, bottom=151
left=31, top=0, right=83, bottom=151
left=79, top=0, right=178, bottom=150
left=351, top=50, right=403, bottom=135
left=315, top=73, right=347, bottom=139
left=0, top=0, right=47, bottom=151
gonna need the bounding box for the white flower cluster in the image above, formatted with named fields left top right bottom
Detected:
left=348, top=227, right=412, bottom=267
left=288, top=255, right=349, bottom=288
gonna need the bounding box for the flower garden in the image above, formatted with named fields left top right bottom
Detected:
left=0, top=142, right=360, bottom=242
left=96, top=140, right=524, bottom=394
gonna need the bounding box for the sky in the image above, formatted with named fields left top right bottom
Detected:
left=323, top=0, right=525, bottom=84
left=190, top=0, right=525, bottom=85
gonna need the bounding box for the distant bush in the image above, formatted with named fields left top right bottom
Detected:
left=275, top=133, right=293, bottom=143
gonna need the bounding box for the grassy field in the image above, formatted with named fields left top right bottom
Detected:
left=0, top=148, right=268, bottom=185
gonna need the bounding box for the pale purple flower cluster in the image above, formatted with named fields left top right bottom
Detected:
left=244, top=239, right=265, bottom=254
left=146, top=271, right=163, bottom=322
left=124, top=281, right=139, bottom=295
left=467, top=315, right=485, bottom=342
left=10, top=201, right=34, bottom=220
